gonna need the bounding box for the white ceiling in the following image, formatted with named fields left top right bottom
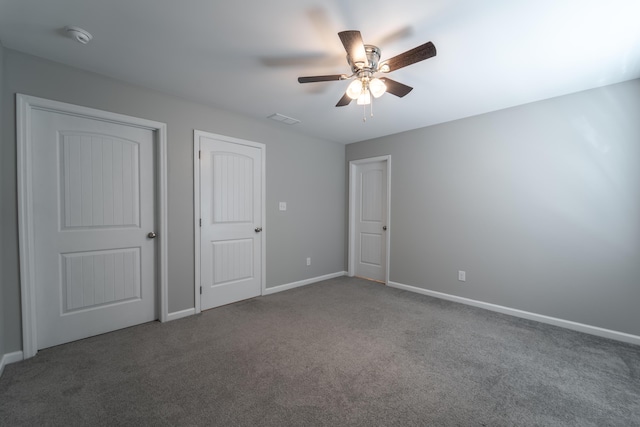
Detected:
left=1, top=0, right=639, bottom=144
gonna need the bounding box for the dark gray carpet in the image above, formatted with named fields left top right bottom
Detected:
left=1, top=276, right=639, bottom=426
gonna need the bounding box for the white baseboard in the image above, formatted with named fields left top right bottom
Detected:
left=0, top=351, right=24, bottom=377
left=263, top=271, right=347, bottom=296
left=167, top=272, right=347, bottom=319
left=387, top=281, right=640, bottom=346
left=166, top=308, right=196, bottom=322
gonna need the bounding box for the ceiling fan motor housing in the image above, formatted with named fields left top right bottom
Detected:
left=348, top=45, right=381, bottom=74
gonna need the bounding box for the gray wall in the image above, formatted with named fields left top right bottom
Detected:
left=1, top=49, right=345, bottom=353
left=347, top=79, right=640, bottom=336
left=0, top=41, right=5, bottom=360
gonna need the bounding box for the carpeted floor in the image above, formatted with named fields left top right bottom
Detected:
left=1, top=276, right=639, bottom=426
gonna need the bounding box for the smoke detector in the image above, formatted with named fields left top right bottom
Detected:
left=65, top=26, right=93, bottom=44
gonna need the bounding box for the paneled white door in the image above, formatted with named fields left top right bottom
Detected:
left=354, top=160, right=388, bottom=282
left=198, top=133, right=263, bottom=310
left=31, top=108, right=157, bottom=350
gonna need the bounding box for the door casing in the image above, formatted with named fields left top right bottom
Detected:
left=17, top=94, right=169, bottom=359
left=348, top=156, right=392, bottom=283
left=193, top=130, right=266, bottom=313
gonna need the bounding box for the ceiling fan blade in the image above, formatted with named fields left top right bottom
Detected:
left=380, top=78, right=413, bottom=97
left=298, top=74, right=346, bottom=83
left=338, top=30, right=369, bottom=68
left=380, top=41, right=436, bottom=72
left=336, top=92, right=352, bottom=107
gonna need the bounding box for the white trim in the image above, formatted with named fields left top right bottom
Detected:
left=157, top=123, right=169, bottom=324
left=348, top=156, right=391, bottom=283
left=193, top=136, right=202, bottom=315
left=166, top=308, right=196, bottom=322
left=263, top=272, right=346, bottom=296
left=0, top=351, right=24, bottom=378
left=388, top=281, right=640, bottom=346
left=17, top=94, right=169, bottom=359
left=193, top=130, right=266, bottom=312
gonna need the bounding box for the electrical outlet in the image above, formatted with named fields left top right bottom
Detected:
left=306, top=257, right=311, bottom=266
left=458, top=270, right=466, bottom=282
left=279, top=202, right=287, bottom=211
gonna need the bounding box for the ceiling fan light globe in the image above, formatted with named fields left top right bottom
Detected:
left=346, top=79, right=363, bottom=99
left=357, top=89, right=371, bottom=105
left=370, top=78, right=386, bottom=98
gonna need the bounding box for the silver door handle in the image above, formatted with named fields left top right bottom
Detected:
left=255, top=227, right=262, bottom=233
left=147, top=232, right=157, bottom=239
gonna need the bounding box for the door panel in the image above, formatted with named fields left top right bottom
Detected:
left=60, top=132, right=140, bottom=228
left=211, top=239, right=254, bottom=285
left=211, top=152, right=254, bottom=223
left=61, top=248, right=141, bottom=312
left=32, top=109, right=157, bottom=350
left=199, top=135, right=263, bottom=310
left=355, top=161, right=388, bottom=282
left=360, top=233, right=382, bottom=266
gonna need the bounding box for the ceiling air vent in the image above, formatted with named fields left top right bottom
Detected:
left=268, top=113, right=300, bottom=125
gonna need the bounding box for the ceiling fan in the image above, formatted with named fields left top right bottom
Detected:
left=298, top=30, right=436, bottom=109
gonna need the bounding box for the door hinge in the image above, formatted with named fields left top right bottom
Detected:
left=199, top=218, right=202, bottom=227
left=200, top=286, right=203, bottom=295
left=198, top=150, right=201, bottom=159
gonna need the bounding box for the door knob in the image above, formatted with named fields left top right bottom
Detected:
left=255, top=227, right=262, bottom=233
left=147, top=232, right=157, bottom=239
left=382, top=226, right=387, bottom=231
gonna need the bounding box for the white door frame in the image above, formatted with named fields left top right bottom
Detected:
left=17, top=94, right=169, bottom=359
left=193, top=130, right=266, bottom=313
left=348, top=155, right=391, bottom=283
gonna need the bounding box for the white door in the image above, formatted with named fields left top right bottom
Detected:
left=198, top=133, right=263, bottom=310
left=31, top=108, right=157, bottom=350
left=353, top=160, right=388, bottom=282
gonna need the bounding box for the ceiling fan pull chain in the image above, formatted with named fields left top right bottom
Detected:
left=363, top=104, right=367, bottom=122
